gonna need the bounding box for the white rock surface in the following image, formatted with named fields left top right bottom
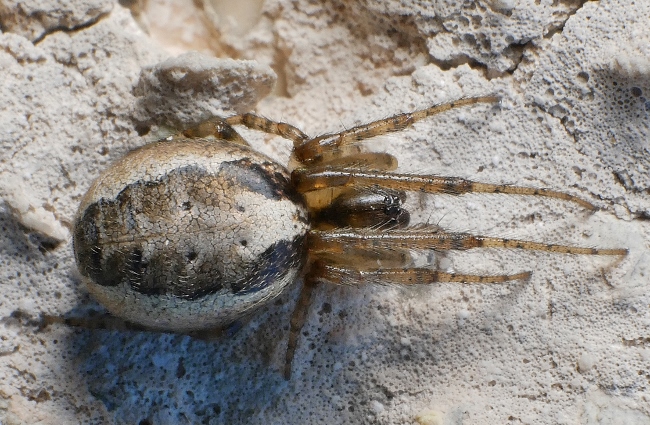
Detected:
left=0, top=0, right=114, bottom=41
left=1, top=0, right=648, bottom=424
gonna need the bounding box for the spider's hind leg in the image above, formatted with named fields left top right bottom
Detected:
left=281, top=238, right=531, bottom=378
left=225, top=113, right=310, bottom=146
left=284, top=276, right=317, bottom=380
left=310, top=260, right=532, bottom=286
left=178, top=117, right=249, bottom=145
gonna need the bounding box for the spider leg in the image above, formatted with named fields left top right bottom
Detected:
left=316, top=152, right=398, bottom=171
left=309, top=227, right=628, bottom=256
left=293, top=96, right=499, bottom=164
left=282, top=253, right=529, bottom=378
left=292, top=168, right=599, bottom=210
left=225, top=113, right=310, bottom=146
left=282, top=223, right=626, bottom=377
left=284, top=277, right=317, bottom=379
left=228, top=112, right=404, bottom=172
left=178, top=117, right=249, bottom=145
left=311, top=261, right=532, bottom=285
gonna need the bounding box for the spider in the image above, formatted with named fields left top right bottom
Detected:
left=72, top=96, right=627, bottom=379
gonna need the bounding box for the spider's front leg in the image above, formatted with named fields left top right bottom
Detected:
left=292, top=96, right=500, bottom=165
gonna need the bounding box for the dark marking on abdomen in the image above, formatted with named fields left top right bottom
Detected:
left=231, top=234, right=307, bottom=295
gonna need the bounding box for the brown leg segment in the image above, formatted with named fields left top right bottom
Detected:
left=309, top=228, right=628, bottom=256
left=284, top=277, right=318, bottom=379
left=226, top=113, right=310, bottom=147
left=225, top=97, right=499, bottom=165
left=315, top=152, right=399, bottom=171
left=313, top=262, right=532, bottom=285
left=293, top=96, right=499, bottom=164
left=292, top=168, right=598, bottom=210
left=180, top=117, right=249, bottom=145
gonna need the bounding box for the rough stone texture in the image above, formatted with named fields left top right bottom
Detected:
left=521, top=2, right=650, bottom=215
left=1, top=0, right=649, bottom=424
left=311, top=0, right=588, bottom=75
left=0, top=0, right=114, bottom=41
left=133, top=52, right=275, bottom=128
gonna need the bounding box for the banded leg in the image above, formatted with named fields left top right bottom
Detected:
left=293, top=96, right=499, bottom=164
left=179, top=117, right=248, bottom=145
left=309, top=227, right=628, bottom=256
left=282, top=259, right=528, bottom=379
left=226, top=113, right=310, bottom=146
left=311, top=261, right=532, bottom=285
left=292, top=168, right=598, bottom=211
left=228, top=112, right=402, bottom=171
left=284, top=277, right=317, bottom=379
left=226, top=97, right=499, bottom=165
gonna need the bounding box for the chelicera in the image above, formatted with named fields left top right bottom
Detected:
left=72, top=96, right=627, bottom=378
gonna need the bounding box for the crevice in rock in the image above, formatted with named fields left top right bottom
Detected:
left=501, top=0, right=591, bottom=77
left=428, top=54, right=492, bottom=79
left=505, top=40, right=535, bottom=76
left=33, top=10, right=110, bottom=45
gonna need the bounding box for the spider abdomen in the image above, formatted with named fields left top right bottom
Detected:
left=73, top=138, right=309, bottom=332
